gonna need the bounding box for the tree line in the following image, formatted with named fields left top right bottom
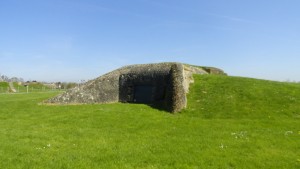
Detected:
left=0, top=74, right=24, bottom=82
left=0, top=73, right=77, bottom=89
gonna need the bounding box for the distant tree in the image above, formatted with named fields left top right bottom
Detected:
left=10, top=77, right=19, bottom=82
left=1, top=75, right=9, bottom=82
left=0, top=74, right=25, bottom=83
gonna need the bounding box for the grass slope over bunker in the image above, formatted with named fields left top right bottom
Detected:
left=0, top=82, right=9, bottom=92
left=0, top=75, right=299, bottom=169
left=186, top=75, right=300, bottom=119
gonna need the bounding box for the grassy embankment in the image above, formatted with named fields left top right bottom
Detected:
left=12, top=82, right=55, bottom=93
left=0, top=82, right=9, bottom=93
left=0, top=82, right=57, bottom=93
left=0, top=75, right=299, bottom=168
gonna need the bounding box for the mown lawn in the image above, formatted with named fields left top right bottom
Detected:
left=0, top=82, right=9, bottom=93
left=0, top=75, right=299, bottom=169
left=12, top=82, right=57, bottom=93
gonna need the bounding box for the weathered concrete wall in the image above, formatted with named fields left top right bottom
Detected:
left=45, top=62, right=226, bottom=112
left=118, top=63, right=189, bottom=112
left=46, top=63, right=176, bottom=104
left=168, top=64, right=186, bottom=112
left=201, top=67, right=227, bottom=75
left=46, top=70, right=121, bottom=104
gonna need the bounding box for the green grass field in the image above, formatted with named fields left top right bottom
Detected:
left=0, top=82, right=9, bottom=93
left=12, top=82, right=56, bottom=93
left=0, top=75, right=299, bottom=168
left=0, top=82, right=60, bottom=93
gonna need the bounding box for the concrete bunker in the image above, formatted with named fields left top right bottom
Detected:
left=45, top=62, right=226, bottom=113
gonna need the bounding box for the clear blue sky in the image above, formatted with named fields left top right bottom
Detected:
left=1, top=0, right=300, bottom=82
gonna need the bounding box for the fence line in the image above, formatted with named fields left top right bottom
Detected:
left=0, top=87, right=65, bottom=94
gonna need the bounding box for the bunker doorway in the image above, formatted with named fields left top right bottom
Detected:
left=134, top=85, right=154, bottom=104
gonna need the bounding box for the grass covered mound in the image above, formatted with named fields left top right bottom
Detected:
left=12, top=82, right=53, bottom=93
left=0, top=82, right=9, bottom=93
left=0, top=82, right=9, bottom=88
left=0, top=75, right=299, bottom=168
left=186, top=75, right=300, bottom=119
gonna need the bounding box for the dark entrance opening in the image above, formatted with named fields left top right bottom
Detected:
left=134, top=85, right=154, bottom=103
